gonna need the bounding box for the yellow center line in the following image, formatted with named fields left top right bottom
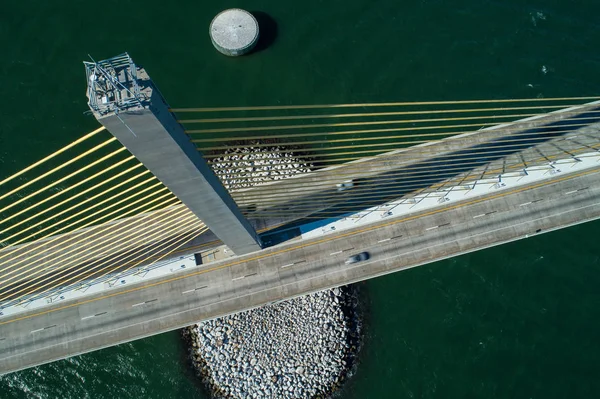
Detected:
left=2, top=166, right=599, bottom=327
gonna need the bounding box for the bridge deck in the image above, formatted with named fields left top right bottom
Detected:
left=1, top=166, right=599, bottom=374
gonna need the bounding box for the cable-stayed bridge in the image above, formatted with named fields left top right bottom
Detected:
left=1, top=53, right=600, bottom=374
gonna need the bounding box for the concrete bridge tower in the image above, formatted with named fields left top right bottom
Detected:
left=84, top=53, right=262, bottom=255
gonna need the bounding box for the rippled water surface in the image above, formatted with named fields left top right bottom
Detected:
left=1, top=0, right=600, bottom=397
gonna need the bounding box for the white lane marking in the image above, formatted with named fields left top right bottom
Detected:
left=564, top=190, right=578, bottom=195
left=181, top=286, right=208, bottom=295
left=425, top=226, right=439, bottom=231
left=280, top=263, right=295, bottom=269
left=231, top=273, right=257, bottom=281
left=131, top=300, right=157, bottom=308
left=519, top=201, right=532, bottom=207
left=377, top=238, right=391, bottom=243
left=329, top=250, right=343, bottom=256
left=131, top=298, right=158, bottom=308
left=31, top=325, right=56, bottom=334
left=81, top=311, right=108, bottom=321
left=473, top=214, right=486, bottom=219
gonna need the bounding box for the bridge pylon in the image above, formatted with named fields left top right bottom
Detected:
left=83, top=53, right=262, bottom=255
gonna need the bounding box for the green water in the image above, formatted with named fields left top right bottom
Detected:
left=1, top=0, right=600, bottom=397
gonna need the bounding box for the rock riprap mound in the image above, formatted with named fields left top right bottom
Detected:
left=186, top=287, right=362, bottom=399
left=209, top=143, right=314, bottom=191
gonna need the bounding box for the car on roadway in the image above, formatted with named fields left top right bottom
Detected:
left=336, top=179, right=354, bottom=192
left=344, top=252, right=370, bottom=264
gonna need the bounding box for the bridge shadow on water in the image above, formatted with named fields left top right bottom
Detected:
left=258, top=108, right=600, bottom=246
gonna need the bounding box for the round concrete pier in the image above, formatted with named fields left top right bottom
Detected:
left=210, top=9, right=259, bottom=56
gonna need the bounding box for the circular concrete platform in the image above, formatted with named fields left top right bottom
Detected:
left=209, top=9, right=260, bottom=56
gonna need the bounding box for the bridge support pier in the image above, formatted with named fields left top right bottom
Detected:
left=84, top=53, right=262, bottom=255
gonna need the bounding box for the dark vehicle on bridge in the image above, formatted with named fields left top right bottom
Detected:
left=345, top=252, right=370, bottom=264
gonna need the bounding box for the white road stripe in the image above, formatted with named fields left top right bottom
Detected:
left=232, top=276, right=245, bottom=281
left=473, top=214, right=486, bottom=219
left=377, top=238, right=391, bottom=243
left=425, top=226, right=439, bottom=231
left=329, top=250, right=343, bottom=255
left=30, top=325, right=56, bottom=334
left=81, top=312, right=107, bottom=321
left=519, top=202, right=532, bottom=207
left=281, top=263, right=294, bottom=269
left=564, top=190, right=578, bottom=195
left=182, top=286, right=208, bottom=295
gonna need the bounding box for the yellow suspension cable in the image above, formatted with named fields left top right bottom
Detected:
left=207, top=131, right=577, bottom=180
left=0, top=137, right=118, bottom=202
left=39, top=223, right=211, bottom=304
left=207, top=129, right=597, bottom=168
left=195, top=123, right=480, bottom=144
left=0, top=199, right=187, bottom=291
left=0, top=187, right=175, bottom=265
left=233, top=160, right=526, bottom=206
left=178, top=104, right=574, bottom=124
left=4, top=214, right=202, bottom=302
left=114, top=224, right=209, bottom=277
left=186, top=111, right=559, bottom=134
left=0, top=164, right=147, bottom=239
left=1, top=175, right=159, bottom=245
left=244, top=154, right=598, bottom=218
left=0, top=203, right=193, bottom=293
left=84, top=221, right=207, bottom=288
left=0, top=195, right=181, bottom=273
left=228, top=165, right=546, bottom=207
left=95, top=218, right=206, bottom=277
left=169, top=96, right=600, bottom=113
left=0, top=150, right=132, bottom=222
left=206, top=133, right=568, bottom=165
left=235, top=146, right=596, bottom=212
left=0, top=126, right=105, bottom=188
left=4, top=196, right=182, bottom=292
left=199, top=119, right=595, bottom=158
left=220, top=137, right=585, bottom=197
left=0, top=155, right=136, bottom=229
